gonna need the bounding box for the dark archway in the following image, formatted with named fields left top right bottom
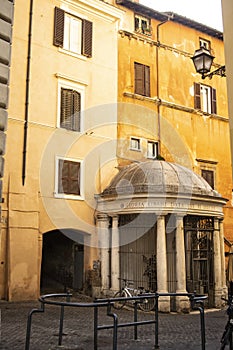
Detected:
left=40, top=229, right=86, bottom=293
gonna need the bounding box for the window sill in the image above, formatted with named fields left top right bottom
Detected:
left=54, top=193, right=84, bottom=201
left=58, top=47, right=88, bottom=61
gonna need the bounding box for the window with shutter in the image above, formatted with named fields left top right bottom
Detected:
left=194, top=83, right=217, bottom=114
left=53, top=7, right=92, bottom=58
left=58, top=159, right=81, bottom=195
left=60, top=88, right=81, bottom=131
left=134, top=62, right=150, bottom=97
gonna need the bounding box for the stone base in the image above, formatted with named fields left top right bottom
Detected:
left=158, top=296, right=170, bottom=313
left=92, top=287, right=102, bottom=299
left=175, top=296, right=190, bottom=313
left=214, top=288, right=223, bottom=308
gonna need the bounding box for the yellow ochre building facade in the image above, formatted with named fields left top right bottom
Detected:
left=0, top=0, right=232, bottom=311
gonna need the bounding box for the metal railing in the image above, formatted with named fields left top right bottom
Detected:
left=25, top=292, right=207, bottom=350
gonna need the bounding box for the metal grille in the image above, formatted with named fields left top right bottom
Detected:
left=184, top=216, right=214, bottom=306
left=119, top=214, right=157, bottom=291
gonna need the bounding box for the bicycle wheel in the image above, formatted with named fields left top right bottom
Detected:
left=113, top=290, right=127, bottom=310
left=220, top=322, right=232, bottom=350
left=139, top=293, right=155, bottom=312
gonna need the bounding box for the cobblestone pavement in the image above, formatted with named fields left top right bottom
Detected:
left=0, top=293, right=229, bottom=350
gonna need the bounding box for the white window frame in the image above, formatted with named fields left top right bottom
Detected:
left=200, top=84, right=211, bottom=114
left=199, top=38, right=211, bottom=51
left=54, top=156, right=84, bottom=200
left=147, top=140, right=158, bottom=159
left=130, top=137, right=141, bottom=151
left=64, top=13, right=82, bottom=55
left=57, top=77, right=85, bottom=132
left=59, top=5, right=88, bottom=60
left=135, top=14, right=151, bottom=35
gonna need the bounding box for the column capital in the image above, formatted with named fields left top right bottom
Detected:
left=96, top=213, right=109, bottom=222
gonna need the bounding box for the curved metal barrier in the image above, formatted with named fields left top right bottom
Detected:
left=25, top=292, right=208, bottom=350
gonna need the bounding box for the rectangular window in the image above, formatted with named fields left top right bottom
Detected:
left=199, top=38, right=211, bottom=51
left=54, top=7, right=92, bottom=57
left=135, top=14, right=151, bottom=35
left=58, top=158, right=81, bottom=195
left=130, top=137, right=141, bottom=151
left=147, top=141, right=158, bottom=159
left=194, top=83, right=217, bottom=114
left=134, top=62, right=150, bottom=97
left=60, top=88, right=81, bottom=131
left=201, top=169, right=214, bottom=189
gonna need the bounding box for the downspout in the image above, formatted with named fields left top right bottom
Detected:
left=156, top=15, right=173, bottom=154
left=22, top=0, right=34, bottom=186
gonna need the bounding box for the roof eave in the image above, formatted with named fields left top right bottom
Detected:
left=116, top=0, right=223, bottom=40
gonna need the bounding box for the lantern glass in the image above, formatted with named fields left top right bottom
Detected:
left=191, top=47, right=215, bottom=75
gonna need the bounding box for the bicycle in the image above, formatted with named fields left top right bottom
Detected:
left=113, top=278, right=155, bottom=312
left=220, top=290, right=233, bottom=349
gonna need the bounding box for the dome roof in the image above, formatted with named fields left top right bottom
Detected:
left=101, top=161, right=220, bottom=198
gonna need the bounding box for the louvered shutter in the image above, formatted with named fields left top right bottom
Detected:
left=211, top=88, right=217, bottom=114
left=194, top=82, right=201, bottom=109
left=60, top=88, right=73, bottom=130
left=58, top=160, right=80, bottom=195
left=82, top=19, right=93, bottom=57
left=72, top=91, right=81, bottom=131
left=69, top=161, right=80, bottom=195
left=145, top=65, right=150, bottom=97
left=54, top=7, right=64, bottom=47
left=134, top=62, right=144, bottom=95
left=58, top=159, right=69, bottom=193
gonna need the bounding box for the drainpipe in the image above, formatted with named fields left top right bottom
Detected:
left=156, top=15, right=173, bottom=154
left=22, top=0, right=34, bottom=186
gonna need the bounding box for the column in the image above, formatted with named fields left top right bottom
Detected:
left=111, top=215, right=120, bottom=292
left=219, top=218, right=227, bottom=295
left=213, top=218, right=222, bottom=307
left=96, top=213, right=110, bottom=294
left=156, top=215, right=170, bottom=312
left=176, top=215, right=189, bottom=313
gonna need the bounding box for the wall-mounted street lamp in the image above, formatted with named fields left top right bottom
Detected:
left=191, top=46, right=226, bottom=79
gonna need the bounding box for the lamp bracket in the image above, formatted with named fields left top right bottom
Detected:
left=202, top=65, right=226, bottom=79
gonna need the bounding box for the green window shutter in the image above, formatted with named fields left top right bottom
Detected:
left=82, top=19, right=93, bottom=57
left=53, top=7, right=64, bottom=47
left=134, top=62, right=144, bottom=95
left=145, top=65, right=150, bottom=97
left=194, top=82, right=201, bottom=109
left=211, top=87, right=217, bottom=114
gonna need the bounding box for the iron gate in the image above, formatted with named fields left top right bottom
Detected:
left=184, top=216, right=214, bottom=306
left=119, top=214, right=157, bottom=291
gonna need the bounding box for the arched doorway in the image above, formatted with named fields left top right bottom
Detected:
left=40, top=229, right=85, bottom=293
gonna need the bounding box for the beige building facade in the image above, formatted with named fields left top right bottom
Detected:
left=0, top=0, right=232, bottom=312
left=0, top=0, right=123, bottom=301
